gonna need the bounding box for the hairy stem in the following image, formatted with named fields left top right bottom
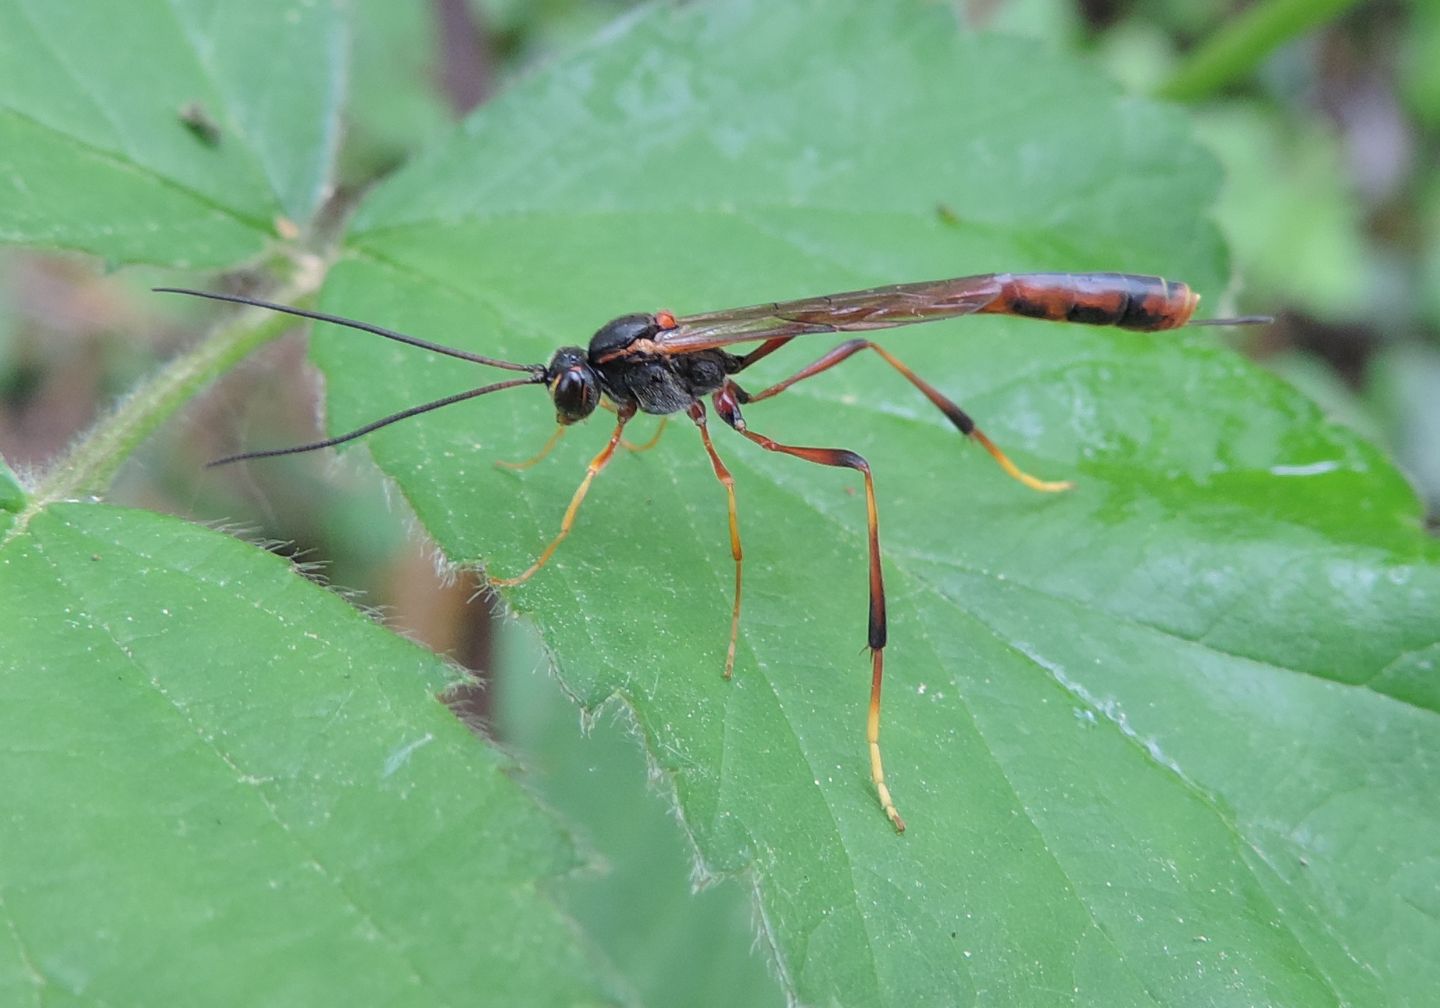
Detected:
left=3, top=271, right=324, bottom=545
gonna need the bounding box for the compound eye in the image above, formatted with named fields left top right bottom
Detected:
left=551, top=366, right=599, bottom=425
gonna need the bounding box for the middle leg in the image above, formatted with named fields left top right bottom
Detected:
left=688, top=402, right=743, bottom=679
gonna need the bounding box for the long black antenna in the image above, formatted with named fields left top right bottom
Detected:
left=206, top=377, right=540, bottom=467
left=154, top=287, right=542, bottom=373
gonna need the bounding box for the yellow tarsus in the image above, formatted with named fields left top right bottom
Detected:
left=970, top=429, right=1072, bottom=493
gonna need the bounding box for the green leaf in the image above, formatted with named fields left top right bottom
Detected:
left=7, top=1, right=1436, bottom=1004
left=283, top=3, right=1436, bottom=1004
left=1159, top=0, right=1364, bottom=102
left=0, top=3, right=625, bottom=999
left=1194, top=104, right=1371, bottom=321
left=1368, top=343, right=1440, bottom=510
left=0, top=456, right=22, bottom=517
left=0, top=503, right=619, bottom=1006
left=496, top=621, right=785, bottom=1008
left=0, top=0, right=344, bottom=265
left=342, top=0, right=454, bottom=180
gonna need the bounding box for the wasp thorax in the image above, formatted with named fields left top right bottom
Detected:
left=588, top=313, right=660, bottom=358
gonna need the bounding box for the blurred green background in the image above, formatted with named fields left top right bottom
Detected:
left=1, top=1, right=1435, bottom=1000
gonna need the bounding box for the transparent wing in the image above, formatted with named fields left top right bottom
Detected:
left=655, top=273, right=1006, bottom=352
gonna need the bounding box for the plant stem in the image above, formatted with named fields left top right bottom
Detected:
left=1159, top=0, right=1361, bottom=102
left=3, top=271, right=323, bottom=545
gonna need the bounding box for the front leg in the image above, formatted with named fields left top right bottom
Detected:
left=489, top=403, right=636, bottom=587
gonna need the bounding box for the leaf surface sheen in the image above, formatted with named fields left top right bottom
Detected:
left=0, top=0, right=343, bottom=265
left=314, top=2, right=1440, bottom=1005
left=0, top=505, right=617, bottom=1006
left=0, top=3, right=617, bottom=1003
left=1, top=0, right=1433, bottom=1005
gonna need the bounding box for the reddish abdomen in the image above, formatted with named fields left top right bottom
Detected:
left=980, top=272, right=1199, bottom=331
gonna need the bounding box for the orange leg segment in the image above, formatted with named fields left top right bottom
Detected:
left=489, top=404, right=635, bottom=587
left=622, top=415, right=669, bottom=453
left=496, top=424, right=566, bottom=471
left=688, top=403, right=743, bottom=679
